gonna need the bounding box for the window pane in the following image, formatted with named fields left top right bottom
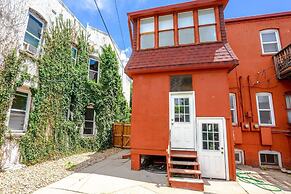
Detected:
left=263, top=43, right=279, bottom=53
left=199, top=25, right=217, bottom=42
left=89, top=58, right=98, bottom=71
left=262, top=32, right=277, bottom=42
left=287, top=111, right=291, bottom=124
left=178, top=12, right=194, bottom=28
left=83, top=127, right=93, bottom=135
left=229, top=95, right=235, bottom=109
left=170, top=75, right=192, bottom=92
left=24, top=32, right=40, bottom=48
left=27, top=14, right=43, bottom=39
left=8, top=111, right=25, bottom=131
left=72, top=47, right=77, bottom=60
left=231, top=110, right=236, bottom=123
left=89, top=71, right=98, bottom=81
left=259, top=111, right=272, bottom=124
left=140, top=17, right=154, bottom=33
left=159, top=15, right=173, bottom=30
left=179, top=28, right=195, bottom=44
left=159, top=31, right=174, bottom=47
left=258, top=96, right=270, bottom=109
left=141, top=34, right=154, bottom=49
left=235, top=153, right=240, bottom=162
left=198, top=8, right=215, bottom=25
left=286, top=95, right=291, bottom=108
left=85, top=108, right=94, bottom=121
left=11, top=92, right=28, bottom=111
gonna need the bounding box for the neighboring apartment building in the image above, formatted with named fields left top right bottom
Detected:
left=1, top=0, right=131, bottom=169
left=225, top=12, right=291, bottom=169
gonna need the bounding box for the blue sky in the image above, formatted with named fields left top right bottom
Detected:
left=63, top=0, right=291, bottom=55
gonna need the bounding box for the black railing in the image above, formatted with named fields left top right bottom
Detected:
left=273, top=44, right=291, bottom=79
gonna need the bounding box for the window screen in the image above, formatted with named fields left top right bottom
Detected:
left=8, top=92, right=28, bottom=131
left=170, top=75, right=192, bottom=92
left=260, top=153, right=279, bottom=166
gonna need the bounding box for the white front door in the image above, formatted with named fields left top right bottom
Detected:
left=197, top=118, right=227, bottom=179
left=170, top=92, right=195, bottom=149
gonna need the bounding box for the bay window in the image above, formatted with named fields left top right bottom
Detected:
left=256, top=93, right=275, bottom=126
left=198, top=8, right=217, bottom=43
left=178, top=11, right=195, bottom=45
left=140, top=17, right=155, bottom=49
left=159, top=15, right=174, bottom=47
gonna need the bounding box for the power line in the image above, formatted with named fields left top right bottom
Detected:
left=114, top=0, right=126, bottom=50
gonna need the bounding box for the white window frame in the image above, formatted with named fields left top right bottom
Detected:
left=140, top=17, right=155, bottom=49
left=235, top=149, right=244, bottom=165
left=229, top=93, right=238, bottom=125
left=258, top=150, right=282, bottom=168
left=6, top=88, right=32, bottom=134
left=285, top=94, right=291, bottom=124
left=259, top=29, right=281, bottom=55
left=88, top=57, right=100, bottom=82
left=82, top=106, right=96, bottom=136
left=198, top=8, right=217, bottom=43
left=23, top=12, right=45, bottom=51
left=256, top=93, right=275, bottom=126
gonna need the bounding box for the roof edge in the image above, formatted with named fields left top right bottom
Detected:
left=225, top=11, right=291, bottom=24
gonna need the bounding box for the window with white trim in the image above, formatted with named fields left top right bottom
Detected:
left=72, top=47, right=78, bottom=64
left=259, top=150, right=281, bottom=167
left=256, top=93, right=275, bottom=126
left=229, top=93, right=238, bottom=125
left=159, top=14, right=174, bottom=47
left=8, top=92, right=30, bottom=132
left=198, top=8, right=217, bottom=43
left=140, top=17, right=155, bottom=49
left=285, top=94, right=291, bottom=124
left=260, top=29, right=281, bottom=54
left=178, top=11, right=195, bottom=45
left=89, top=58, right=99, bottom=82
left=83, top=107, right=95, bottom=135
left=24, top=13, right=44, bottom=50
left=235, top=149, right=244, bottom=165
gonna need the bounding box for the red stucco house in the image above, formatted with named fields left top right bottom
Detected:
left=125, top=0, right=291, bottom=191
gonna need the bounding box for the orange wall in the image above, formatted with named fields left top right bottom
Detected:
left=131, top=68, right=236, bottom=179
left=226, top=15, right=291, bottom=167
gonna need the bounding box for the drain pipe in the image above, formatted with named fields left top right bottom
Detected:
left=247, top=76, right=254, bottom=122
left=239, top=76, right=245, bottom=122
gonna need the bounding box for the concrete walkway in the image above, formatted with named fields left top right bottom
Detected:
left=34, top=150, right=290, bottom=194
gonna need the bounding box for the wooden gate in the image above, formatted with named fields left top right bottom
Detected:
left=113, top=123, right=131, bottom=148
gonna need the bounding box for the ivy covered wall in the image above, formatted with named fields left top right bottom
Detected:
left=0, top=18, right=130, bottom=165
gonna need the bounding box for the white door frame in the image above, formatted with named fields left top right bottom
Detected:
left=169, top=91, right=196, bottom=150
left=196, top=117, right=229, bottom=180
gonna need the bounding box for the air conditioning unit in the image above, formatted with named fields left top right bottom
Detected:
left=23, top=42, right=38, bottom=55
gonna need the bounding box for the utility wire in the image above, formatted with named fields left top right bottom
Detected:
left=92, top=0, right=124, bottom=68
left=114, top=0, right=126, bottom=50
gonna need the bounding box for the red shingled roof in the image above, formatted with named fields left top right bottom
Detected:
left=126, top=42, right=239, bottom=76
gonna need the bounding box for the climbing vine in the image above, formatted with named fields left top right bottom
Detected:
left=11, top=18, right=131, bottom=165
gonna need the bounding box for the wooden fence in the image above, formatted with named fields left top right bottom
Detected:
left=112, top=123, right=131, bottom=148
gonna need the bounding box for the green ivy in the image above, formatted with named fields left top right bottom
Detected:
left=0, top=18, right=130, bottom=165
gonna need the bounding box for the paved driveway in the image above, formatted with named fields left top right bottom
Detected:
left=35, top=150, right=290, bottom=194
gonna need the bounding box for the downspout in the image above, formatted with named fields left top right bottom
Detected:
left=239, top=76, right=245, bottom=122
left=247, top=75, right=254, bottom=122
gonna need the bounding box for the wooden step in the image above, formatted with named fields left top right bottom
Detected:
left=170, top=161, right=199, bottom=166
left=170, top=168, right=201, bottom=175
left=169, top=177, right=204, bottom=191
left=171, top=153, right=197, bottom=158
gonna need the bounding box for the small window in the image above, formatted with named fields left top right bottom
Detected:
left=89, top=58, right=99, bottom=82
left=24, top=13, right=44, bottom=49
left=235, top=149, right=244, bottom=165
left=83, top=107, right=95, bottom=135
left=198, top=8, right=217, bottom=43
left=140, top=17, right=155, bottom=49
left=8, top=92, right=29, bottom=132
left=202, top=123, right=220, bottom=151
left=285, top=94, right=291, bottom=124
left=159, top=15, right=174, bottom=47
left=256, top=93, right=275, bottom=126
left=170, top=75, right=192, bottom=92
left=174, top=98, right=190, bottom=123
left=260, top=29, right=281, bottom=54
left=72, top=47, right=78, bottom=64
left=178, top=12, right=195, bottom=45
left=259, top=151, right=281, bottom=167
left=229, top=93, right=238, bottom=125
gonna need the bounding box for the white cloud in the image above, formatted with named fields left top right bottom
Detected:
left=120, top=47, right=132, bottom=65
